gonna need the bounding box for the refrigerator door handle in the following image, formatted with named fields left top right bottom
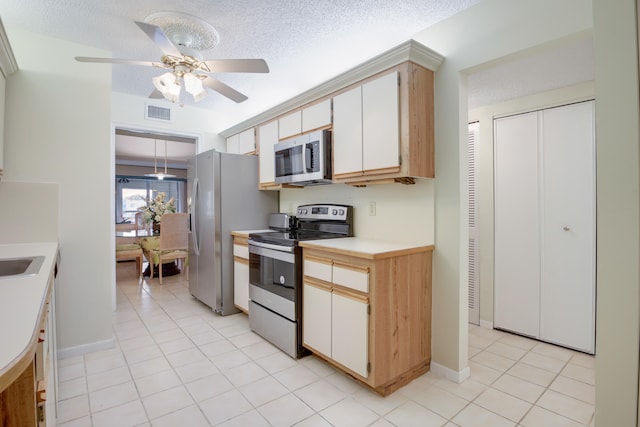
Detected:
left=191, top=177, right=200, bottom=256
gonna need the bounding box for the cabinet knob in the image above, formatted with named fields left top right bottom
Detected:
left=563, top=225, right=571, bottom=231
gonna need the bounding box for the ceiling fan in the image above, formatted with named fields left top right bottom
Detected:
left=75, top=15, right=269, bottom=104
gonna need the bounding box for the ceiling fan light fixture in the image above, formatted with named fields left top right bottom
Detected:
left=152, top=72, right=181, bottom=102
left=183, top=73, right=208, bottom=102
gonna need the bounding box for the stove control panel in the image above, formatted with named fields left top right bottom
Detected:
left=296, top=204, right=351, bottom=222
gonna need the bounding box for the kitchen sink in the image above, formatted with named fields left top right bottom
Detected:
left=0, top=256, right=45, bottom=279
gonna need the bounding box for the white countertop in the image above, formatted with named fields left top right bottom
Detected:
left=0, top=242, right=58, bottom=379
left=231, top=229, right=272, bottom=238
left=299, top=237, right=434, bottom=259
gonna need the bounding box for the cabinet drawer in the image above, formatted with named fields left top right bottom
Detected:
left=233, top=244, right=249, bottom=259
left=304, top=257, right=332, bottom=282
left=333, top=262, right=369, bottom=293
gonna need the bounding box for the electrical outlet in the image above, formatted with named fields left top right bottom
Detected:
left=369, top=201, right=376, bottom=216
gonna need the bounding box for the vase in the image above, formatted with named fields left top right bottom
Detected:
left=152, top=222, right=160, bottom=233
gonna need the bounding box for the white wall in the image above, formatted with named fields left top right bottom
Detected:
left=3, top=28, right=113, bottom=353
left=111, top=92, right=227, bottom=154
left=411, top=0, right=593, bottom=378
left=592, top=0, right=640, bottom=424
left=468, top=81, right=595, bottom=325
left=0, top=182, right=59, bottom=243
left=0, top=71, right=5, bottom=173
left=280, top=179, right=434, bottom=244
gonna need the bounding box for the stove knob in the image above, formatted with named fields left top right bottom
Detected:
left=339, top=209, right=345, bottom=215
left=332, top=209, right=337, bottom=215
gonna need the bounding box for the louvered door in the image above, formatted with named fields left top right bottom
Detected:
left=468, top=122, right=480, bottom=325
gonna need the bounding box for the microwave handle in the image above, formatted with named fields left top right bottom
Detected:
left=305, top=143, right=313, bottom=172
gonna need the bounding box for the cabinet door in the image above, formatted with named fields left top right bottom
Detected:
left=493, top=111, right=540, bottom=339
left=539, top=101, right=595, bottom=353
left=333, top=86, right=363, bottom=177
left=362, top=71, right=399, bottom=173
left=234, top=257, right=250, bottom=312
left=332, top=289, right=369, bottom=378
left=302, top=99, right=332, bottom=132
left=258, top=121, right=279, bottom=186
left=226, top=133, right=240, bottom=154
left=238, top=128, right=255, bottom=154
left=279, top=111, right=302, bottom=139
left=303, top=282, right=332, bottom=356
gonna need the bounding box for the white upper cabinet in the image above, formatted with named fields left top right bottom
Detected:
left=238, top=128, right=256, bottom=154
left=226, top=133, right=239, bottom=154
left=333, top=71, right=399, bottom=179
left=226, top=128, right=255, bottom=155
left=333, top=85, right=363, bottom=177
left=362, top=72, right=399, bottom=173
left=332, top=63, right=433, bottom=184
left=278, top=110, right=302, bottom=139
left=279, top=99, right=332, bottom=140
left=258, top=120, right=279, bottom=189
left=302, top=99, right=332, bottom=133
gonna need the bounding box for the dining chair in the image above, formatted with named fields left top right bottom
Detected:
left=115, top=243, right=143, bottom=278
left=149, top=212, right=189, bottom=284
left=134, top=211, right=146, bottom=236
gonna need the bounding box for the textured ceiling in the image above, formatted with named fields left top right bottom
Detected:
left=1, top=0, right=481, bottom=124
left=1, top=0, right=593, bottom=165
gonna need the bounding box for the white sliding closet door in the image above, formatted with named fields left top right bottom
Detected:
left=493, top=101, right=595, bottom=354
left=494, top=111, right=541, bottom=338
left=540, top=101, right=595, bottom=353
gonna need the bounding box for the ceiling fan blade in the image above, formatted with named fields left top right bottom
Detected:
left=202, top=59, right=269, bottom=73
left=134, top=21, right=183, bottom=57
left=148, top=89, right=164, bottom=99
left=75, top=56, right=166, bottom=68
left=202, top=76, right=248, bottom=103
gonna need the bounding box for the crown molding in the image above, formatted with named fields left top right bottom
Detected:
left=220, top=39, right=443, bottom=138
left=0, top=18, right=18, bottom=78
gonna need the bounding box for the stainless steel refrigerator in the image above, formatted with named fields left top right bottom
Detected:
left=188, top=150, right=278, bottom=315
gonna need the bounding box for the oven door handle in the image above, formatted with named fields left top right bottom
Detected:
left=249, top=242, right=296, bottom=263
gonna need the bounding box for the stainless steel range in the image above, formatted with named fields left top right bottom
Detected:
left=248, top=204, right=353, bottom=358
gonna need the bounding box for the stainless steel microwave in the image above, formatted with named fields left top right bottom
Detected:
left=274, top=129, right=332, bottom=186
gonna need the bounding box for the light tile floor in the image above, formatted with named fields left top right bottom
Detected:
left=56, top=261, right=596, bottom=426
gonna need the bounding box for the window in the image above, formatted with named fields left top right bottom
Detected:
left=116, top=176, right=187, bottom=223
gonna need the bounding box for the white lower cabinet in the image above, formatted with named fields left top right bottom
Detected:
left=303, top=281, right=369, bottom=378
left=302, top=282, right=332, bottom=356
left=331, top=289, right=368, bottom=378
left=301, top=244, right=433, bottom=396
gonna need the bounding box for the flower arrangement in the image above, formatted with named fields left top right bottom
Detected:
left=138, top=192, right=176, bottom=226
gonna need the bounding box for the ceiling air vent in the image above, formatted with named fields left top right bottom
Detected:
left=145, top=103, right=172, bottom=122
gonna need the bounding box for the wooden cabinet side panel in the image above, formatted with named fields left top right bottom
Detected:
left=405, top=63, right=434, bottom=178
left=0, top=361, right=37, bottom=426
left=370, top=251, right=431, bottom=385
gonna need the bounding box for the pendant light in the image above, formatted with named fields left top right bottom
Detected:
left=145, top=139, right=176, bottom=180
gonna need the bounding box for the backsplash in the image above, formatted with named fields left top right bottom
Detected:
left=279, top=179, right=434, bottom=244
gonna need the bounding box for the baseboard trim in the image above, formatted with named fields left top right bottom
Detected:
left=57, top=337, right=115, bottom=359
left=430, top=362, right=471, bottom=384
left=480, top=320, right=494, bottom=329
